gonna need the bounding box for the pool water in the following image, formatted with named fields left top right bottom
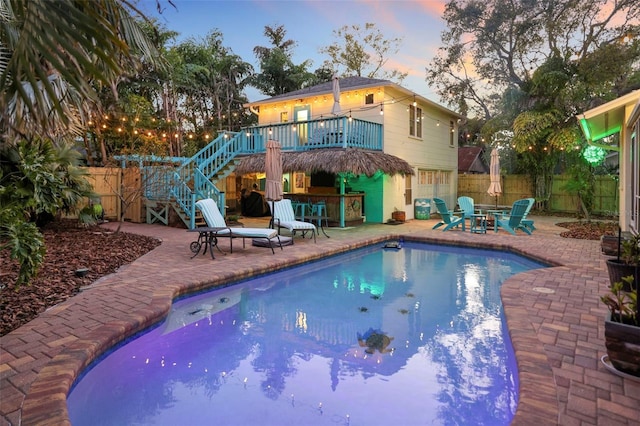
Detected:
left=68, top=242, right=545, bottom=426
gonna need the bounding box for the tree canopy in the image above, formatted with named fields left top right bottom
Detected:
left=320, top=22, right=408, bottom=83
left=427, top=0, right=640, bottom=119
left=250, top=24, right=320, bottom=96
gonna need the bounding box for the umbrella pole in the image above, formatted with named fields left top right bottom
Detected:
left=339, top=174, right=346, bottom=228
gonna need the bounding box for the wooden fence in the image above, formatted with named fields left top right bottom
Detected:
left=83, top=167, right=143, bottom=222
left=81, top=168, right=620, bottom=224
left=458, top=174, right=619, bottom=215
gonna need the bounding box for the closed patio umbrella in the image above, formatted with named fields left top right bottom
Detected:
left=331, top=74, right=341, bottom=115
left=487, top=148, right=502, bottom=208
left=265, top=140, right=283, bottom=228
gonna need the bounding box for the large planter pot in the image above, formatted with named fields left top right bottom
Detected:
left=391, top=211, right=406, bottom=223
left=606, top=259, right=639, bottom=292
left=604, top=312, right=640, bottom=377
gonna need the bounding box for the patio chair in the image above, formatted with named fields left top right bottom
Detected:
left=494, top=199, right=532, bottom=235
left=432, top=198, right=465, bottom=231
left=195, top=198, right=283, bottom=254
left=271, top=199, right=317, bottom=243
left=521, top=197, right=536, bottom=232
left=457, top=196, right=476, bottom=228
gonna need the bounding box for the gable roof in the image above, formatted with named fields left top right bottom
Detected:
left=458, top=146, right=488, bottom=174
left=245, top=76, right=462, bottom=119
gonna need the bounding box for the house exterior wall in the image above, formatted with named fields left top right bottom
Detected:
left=625, top=101, right=640, bottom=233
left=379, top=87, right=459, bottom=219
left=250, top=82, right=460, bottom=223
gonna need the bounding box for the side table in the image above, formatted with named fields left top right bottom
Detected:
left=302, top=215, right=330, bottom=238
left=187, top=227, right=228, bottom=259
left=470, top=214, right=487, bottom=234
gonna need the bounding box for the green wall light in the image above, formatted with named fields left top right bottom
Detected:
left=582, top=145, right=606, bottom=165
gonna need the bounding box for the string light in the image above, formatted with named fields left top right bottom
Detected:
left=84, top=88, right=450, bottom=145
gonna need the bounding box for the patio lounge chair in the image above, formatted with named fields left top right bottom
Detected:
left=271, top=199, right=317, bottom=243
left=432, top=198, right=465, bottom=231
left=521, top=197, right=536, bottom=232
left=195, top=198, right=283, bottom=254
left=494, top=199, right=532, bottom=235
left=457, top=196, right=477, bottom=228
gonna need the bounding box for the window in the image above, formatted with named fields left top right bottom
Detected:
left=409, top=105, right=422, bottom=138
left=418, top=170, right=427, bottom=185
left=440, top=172, right=450, bottom=185
left=365, top=93, right=374, bottom=105
left=419, top=170, right=435, bottom=185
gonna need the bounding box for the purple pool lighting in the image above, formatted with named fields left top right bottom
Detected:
left=68, top=242, right=545, bottom=425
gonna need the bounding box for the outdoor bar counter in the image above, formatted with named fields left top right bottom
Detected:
left=285, top=192, right=364, bottom=227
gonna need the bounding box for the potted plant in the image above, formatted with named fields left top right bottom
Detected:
left=601, top=275, right=640, bottom=377
left=606, top=231, right=640, bottom=292
left=391, top=208, right=406, bottom=223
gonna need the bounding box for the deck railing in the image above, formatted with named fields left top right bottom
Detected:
left=242, top=116, right=382, bottom=153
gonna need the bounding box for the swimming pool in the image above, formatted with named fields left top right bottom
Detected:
left=68, top=242, right=545, bottom=425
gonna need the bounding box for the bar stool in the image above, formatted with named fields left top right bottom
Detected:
left=310, top=200, right=327, bottom=227
left=291, top=201, right=302, bottom=219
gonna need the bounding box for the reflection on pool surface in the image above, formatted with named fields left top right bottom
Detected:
left=68, top=242, right=545, bottom=425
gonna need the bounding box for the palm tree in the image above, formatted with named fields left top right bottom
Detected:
left=0, top=0, right=162, bottom=143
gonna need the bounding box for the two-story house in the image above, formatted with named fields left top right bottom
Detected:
left=240, top=76, right=463, bottom=225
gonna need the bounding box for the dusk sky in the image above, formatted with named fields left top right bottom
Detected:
left=138, top=0, right=449, bottom=103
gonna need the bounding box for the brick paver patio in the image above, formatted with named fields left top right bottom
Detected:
left=1, top=216, right=639, bottom=425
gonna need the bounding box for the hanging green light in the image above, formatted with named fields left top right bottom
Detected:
left=582, top=145, right=606, bottom=165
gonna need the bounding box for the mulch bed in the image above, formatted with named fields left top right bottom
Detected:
left=556, top=221, right=619, bottom=240
left=0, top=220, right=161, bottom=336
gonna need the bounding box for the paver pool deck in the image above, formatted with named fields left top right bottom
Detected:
left=1, top=216, right=639, bottom=425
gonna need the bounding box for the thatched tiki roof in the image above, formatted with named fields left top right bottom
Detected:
left=235, top=148, right=415, bottom=177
